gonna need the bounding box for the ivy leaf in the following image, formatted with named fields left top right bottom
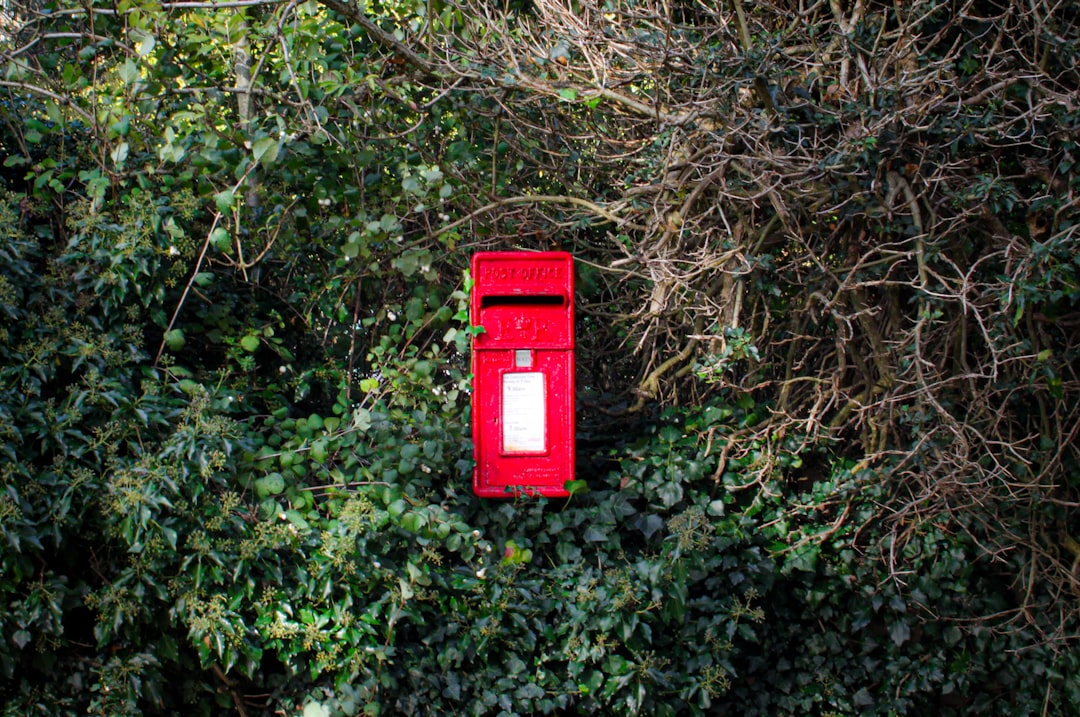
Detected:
left=211, top=227, right=231, bottom=251
left=583, top=526, right=607, bottom=542
left=636, top=514, right=664, bottom=539
left=565, top=479, right=589, bottom=495
left=656, top=480, right=683, bottom=508
left=213, top=189, right=236, bottom=213
left=889, top=620, right=911, bottom=647
left=12, top=630, right=31, bottom=649
left=658, top=425, right=682, bottom=443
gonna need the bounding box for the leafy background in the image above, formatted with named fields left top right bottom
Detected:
left=1, top=0, right=1078, bottom=714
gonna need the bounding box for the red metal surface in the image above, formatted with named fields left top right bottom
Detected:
left=471, top=252, right=575, bottom=498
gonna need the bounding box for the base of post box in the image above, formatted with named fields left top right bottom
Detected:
left=472, top=469, right=571, bottom=499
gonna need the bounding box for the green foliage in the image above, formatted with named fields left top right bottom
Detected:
left=1, top=0, right=1078, bottom=714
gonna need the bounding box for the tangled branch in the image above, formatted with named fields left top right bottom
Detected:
left=403, top=0, right=1080, bottom=638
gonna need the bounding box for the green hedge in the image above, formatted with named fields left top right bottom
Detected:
left=2, top=0, right=1079, bottom=712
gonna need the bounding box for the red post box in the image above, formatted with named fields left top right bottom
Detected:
left=471, top=252, right=575, bottom=498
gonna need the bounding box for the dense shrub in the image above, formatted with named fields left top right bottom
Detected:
left=1, top=0, right=1078, bottom=714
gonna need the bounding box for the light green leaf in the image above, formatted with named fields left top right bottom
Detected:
left=132, top=30, right=156, bottom=57
left=393, top=253, right=419, bottom=276
left=5, top=59, right=30, bottom=81
left=211, top=227, right=231, bottom=251
left=213, top=190, right=235, bottom=213
left=401, top=511, right=428, bottom=534
left=565, top=479, right=589, bottom=495
left=343, top=231, right=361, bottom=258
left=406, top=560, right=431, bottom=585
left=118, top=59, right=139, bottom=84
left=284, top=510, right=310, bottom=532
left=252, top=136, right=280, bottom=165
left=110, top=141, right=129, bottom=166
left=256, top=473, right=286, bottom=497
left=164, top=329, right=185, bottom=351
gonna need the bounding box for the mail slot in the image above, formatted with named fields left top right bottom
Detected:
left=471, top=251, right=575, bottom=497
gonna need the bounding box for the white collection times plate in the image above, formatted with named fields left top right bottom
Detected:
left=501, top=372, right=546, bottom=453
